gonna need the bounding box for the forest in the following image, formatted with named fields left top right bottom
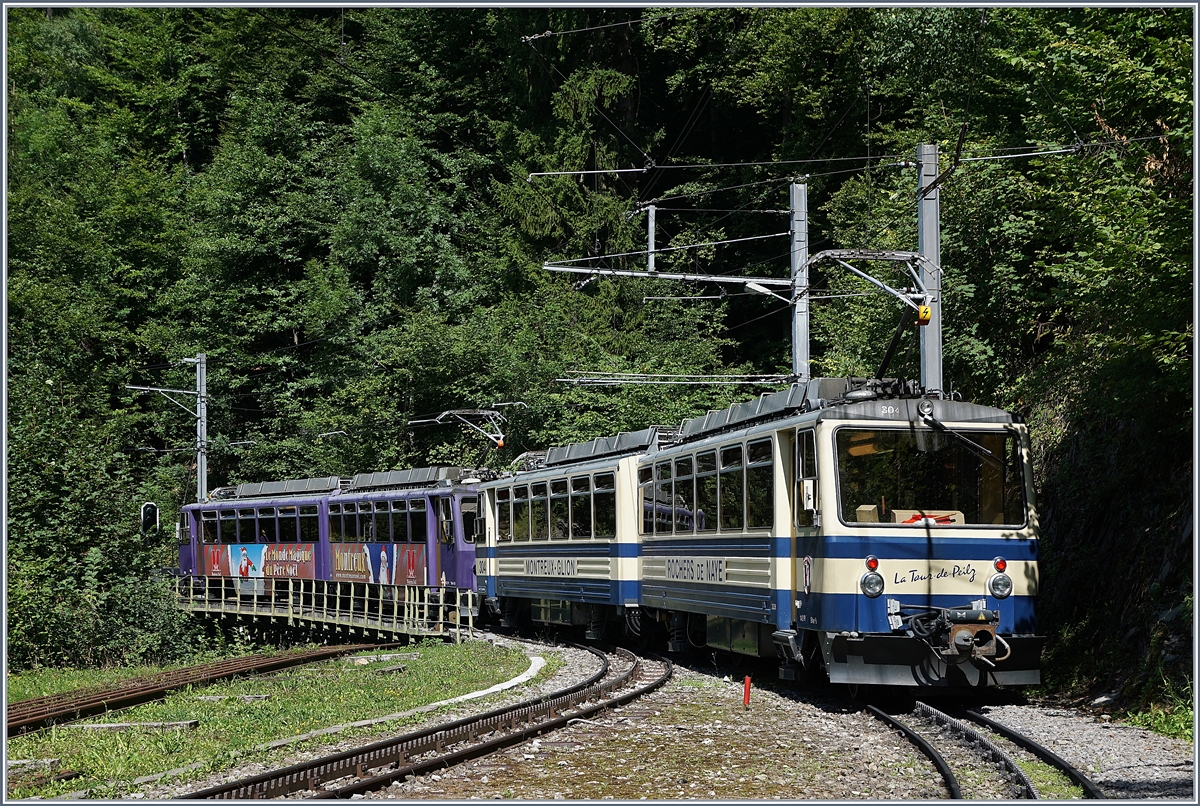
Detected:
left=6, top=7, right=1192, bottom=715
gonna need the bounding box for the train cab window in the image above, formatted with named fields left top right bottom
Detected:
left=375, top=501, right=392, bottom=544
left=746, top=439, right=773, bottom=529
left=638, top=465, right=653, bottom=535
left=512, top=486, right=530, bottom=542
left=409, top=499, right=429, bottom=543
left=550, top=480, right=569, bottom=540
left=531, top=483, right=549, bottom=541
left=461, top=496, right=479, bottom=544
left=496, top=489, right=512, bottom=542
left=257, top=507, right=278, bottom=542
left=328, top=503, right=344, bottom=542
left=299, top=505, right=319, bottom=542
left=835, top=428, right=1027, bottom=527
left=674, top=457, right=695, bottom=533
left=695, top=451, right=718, bottom=533
left=655, top=462, right=673, bottom=534
left=201, top=511, right=218, bottom=544
left=392, top=500, right=410, bottom=542
left=237, top=508, right=256, bottom=543
left=178, top=512, right=192, bottom=546
left=570, top=477, right=592, bottom=539
left=219, top=510, right=237, bottom=543
left=719, top=445, right=745, bottom=531
left=593, top=473, right=617, bottom=539
left=795, top=429, right=818, bottom=528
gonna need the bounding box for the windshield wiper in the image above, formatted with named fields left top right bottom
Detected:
left=919, top=413, right=1002, bottom=467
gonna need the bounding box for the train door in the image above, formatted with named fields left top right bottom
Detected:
left=794, top=428, right=820, bottom=639
left=435, top=495, right=461, bottom=588
left=178, top=510, right=195, bottom=575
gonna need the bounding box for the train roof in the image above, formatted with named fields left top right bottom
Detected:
left=531, top=378, right=1021, bottom=472
left=200, top=467, right=490, bottom=504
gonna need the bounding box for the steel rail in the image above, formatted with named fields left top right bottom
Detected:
left=915, top=700, right=1038, bottom=799
left=865, top=704, right=962, bottom=799
left=961, top=709, right=1107, bottom=799
left=178, top=647, right=668, bottom=800
left=316, top=654, right=674, bottom=799
left=179, top=645, right=624, bottom=799
left=7, top=645, right=383, bottom=734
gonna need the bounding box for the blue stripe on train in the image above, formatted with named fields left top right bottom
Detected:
left=799, top=533, right=1038, bottom=562
left=495, top=577, right=638, bottom=605
left=639, top=534, right=1036, bottom=562
left=796, top=590, right=1036, bottom=634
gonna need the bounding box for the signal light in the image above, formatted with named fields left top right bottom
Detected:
left=865, top=555, right=879, bottom=571
left=993, top=557, right=1007, bottom=572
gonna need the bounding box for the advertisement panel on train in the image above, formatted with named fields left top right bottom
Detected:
left=330, top=543, right=427, bottom=585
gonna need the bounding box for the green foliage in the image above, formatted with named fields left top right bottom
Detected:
left=1124, top=676, right=1194, bottom=743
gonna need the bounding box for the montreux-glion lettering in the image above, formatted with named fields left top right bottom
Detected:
left=893, top=563, right=977, bottom=584
left=524, top=558, right=577, bottom=577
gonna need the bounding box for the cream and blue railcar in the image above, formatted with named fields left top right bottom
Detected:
left=643, top=379, right=1042, bottom=687
left=478, top=430, right=650, bottom=636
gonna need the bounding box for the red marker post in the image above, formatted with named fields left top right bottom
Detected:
left=743, top=676, right=751, bottom=710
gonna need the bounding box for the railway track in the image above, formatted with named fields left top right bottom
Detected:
left=866, top=700, right=1106, bottom=799
left=7, top=645, right=384, bottom=735
left=177, top=646, right=672, bottom=799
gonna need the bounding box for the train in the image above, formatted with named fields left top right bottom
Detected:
left=176, top=467, right=482, bottom=610
left=176, top=376, right=1043, bottom=688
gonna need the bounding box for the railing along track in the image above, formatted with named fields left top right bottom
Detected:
left=179, top=646, right=672, bottom=800
left=7, top=645, right=383, bottom=735
left=960, top=708, right=1107, bottom=799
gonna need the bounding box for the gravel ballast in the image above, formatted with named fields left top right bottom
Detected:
left=128, top=636, right=1192, bottom=800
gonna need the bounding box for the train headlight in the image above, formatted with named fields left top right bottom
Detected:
left=987, top=573, right=1013, bottom=599
left=860, top=571, right=885, bottom=598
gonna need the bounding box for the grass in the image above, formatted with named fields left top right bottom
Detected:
left=5, top=640, right=531, bottom=800
left=1013, top=757, right=1085, bottom=800
left=1122, top=677, right=1193, bottom=742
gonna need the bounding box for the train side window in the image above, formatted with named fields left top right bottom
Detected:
left=496, top=489, right=512, bottom=542
left=298, top=505, right=319, bottom=542
left=593, top=473, right=617, bottom=539
left=550, top=480, right=569, bottom=540
left=237, top=508, right=256, bottom=543
left=746, top=439, right=774, bottom=529
left=695, top=451, right=718, bottom=533
left=219, top=510, right=237, bottom=544
left=178, top=512, right=192, bottom=546
left=257, top=507, right=277, bottom=542
left=570, top=477, right=592, bottom=539
left=328, top=503, right=344, bottom=543
left=531, top=482, right=549, bottom=541
left=512, top=486, right=530, bottom=542
left=375, top=501, right=392, bottom=544
left=795, top=429, right=818, bottom=528
left=719, top=445, right=745, bottom=531
left=655, top=462, right=673, bottom=534
left=277, top=506, right=298, bottom=541
left=393, top=499, right=410, bottom=542
left=674, top=457, right=695, bottom=533
left=461, top=496, right=479, bottom=544
left=201, top=510, right=218, bottom=544
left=409, top=498, right=428, bottom=543
left=638, top=465, right=653, bottom=535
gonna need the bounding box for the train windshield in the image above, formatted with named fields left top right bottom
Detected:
left=835, top=427, right=1026, bottom=527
